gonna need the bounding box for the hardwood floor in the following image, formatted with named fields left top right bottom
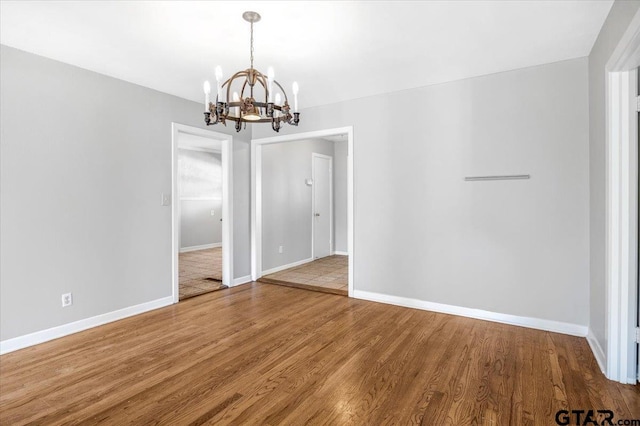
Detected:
left=1, top=283, right=638, bottom=425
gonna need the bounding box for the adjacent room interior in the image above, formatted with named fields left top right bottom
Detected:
left=177, top=133, right=226, bottom=300
left=257, top=134, right=349, bottom=296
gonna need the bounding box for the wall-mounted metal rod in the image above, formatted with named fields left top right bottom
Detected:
left=464, top=174, right=530, bottom=181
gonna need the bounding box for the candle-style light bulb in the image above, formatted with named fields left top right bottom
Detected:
left=292, top=82, right=299, bottom=112
left=267, top=67, right=275, bottom=102
left=215, top=66, right=224, bottom=102
left=275, top=93, right=281, bottom=117
left=233, top=92, right=240, bottom=118
left=203, top=81, right=211, bottom=112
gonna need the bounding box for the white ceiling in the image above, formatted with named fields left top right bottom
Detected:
left=0, top=1, right=612, bottom=109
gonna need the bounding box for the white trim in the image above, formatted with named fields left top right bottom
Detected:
left=177, top=145, right=221, bottom=154
left=179, top=242, right=222, bottom=253
left=587, top=328, right=607, bottom=375
left=0, top=296, right=173, bottom=355
left=251, top=126, right=355, bottom=298
left=261, top=257, right=314, bottom=276
left=311, top=152, right=333, bottom=259
left=347, top=128, right=354, bottom=299
left=603, top=9, right=640, bottom=384
left=232, top=275, right=252, bottom=286
left=354, top=290, right=588, bottom=337
left=250, top=143, right=263, bottom=281
left=172, top=123, right=233, bottom=303
left=609, top=10, right=640, bottom=72
left=333, top=251, right=348, bottom=256
left=179, top=197, right=222, bottom=201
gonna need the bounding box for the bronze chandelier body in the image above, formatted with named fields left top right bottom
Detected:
left=203, top=11, right=300, bottom=133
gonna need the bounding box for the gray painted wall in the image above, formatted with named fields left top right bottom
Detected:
left=588, top=0, right=640, bottom=357
left=178, top=149, right=222, bottom=249
left=0, top=45, right=251, bottom=341
left=180, top=199, right=222, bottom=247
left=262, top=139, right=334, bottom=271
left=333, top=140, right=348, bottom=253
left=255, top=58, right=590, bottom=327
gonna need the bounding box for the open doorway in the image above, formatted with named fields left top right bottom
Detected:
left=177, top=139, right=224, bottom=299
left=251, top=128, right=353, bottom=297
left=171, top=124, right=233, bottom=302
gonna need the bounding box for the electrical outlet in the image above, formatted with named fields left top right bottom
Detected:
left=61, top=293, right=73, bottom=307
left=161, top=193, right=171, bottom=206
left=278, top=245, right=283, bottom=254
left=210, top=210, right=215, bottom=216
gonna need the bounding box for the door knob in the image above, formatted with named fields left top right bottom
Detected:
left=315, top=213, right=320, bottom=217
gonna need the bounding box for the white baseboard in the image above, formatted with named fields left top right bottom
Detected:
left=333, top=251, right=348, bottom=256
left=353, top=290, right=588, bottom=337
left=232, top=275, right=252, bottom=286
left=261, top=257, right=314, bottom=276
left=586, top=329, right=606, bottom=375
left=0, top=296, right=174, bottom=355
left=180, top=242, right=222, bottom=253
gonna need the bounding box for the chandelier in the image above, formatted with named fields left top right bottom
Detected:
left=203, top=11, right=300, bottom=133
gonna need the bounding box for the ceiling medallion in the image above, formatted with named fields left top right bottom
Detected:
left=203, top=11, right=300, bottom=133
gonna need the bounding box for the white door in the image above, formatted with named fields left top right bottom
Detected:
left=313, top=154, right=332, bottom=259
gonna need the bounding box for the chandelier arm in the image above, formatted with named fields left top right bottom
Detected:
left=252, top=72, right=269, bottom=103
left=221, top=79, right=231, bottom=104
left=240, top=79, right=249, bottom=101
left=271, top=80, right=290, bottom=104
left=225, top=70, right=249, bottom=102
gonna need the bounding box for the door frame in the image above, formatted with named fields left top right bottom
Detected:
left=251, top=126, right=354, bottom=297
left=311, top=152, right=333, bottom=259
left=604, top=9, right=640, bottom=384
left=171, top=123, right=234, bottom=303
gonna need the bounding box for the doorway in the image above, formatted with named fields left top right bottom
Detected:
left=171, top=123, right=233, bottom=303
left=251, top=127, right=354, bottom=297
left=177, top=142, right=224, bottom=299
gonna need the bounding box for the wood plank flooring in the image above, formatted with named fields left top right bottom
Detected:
left=1, top=283, right=638, bottom=425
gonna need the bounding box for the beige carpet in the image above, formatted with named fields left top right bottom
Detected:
left=179, top=247, right=226, bottom=300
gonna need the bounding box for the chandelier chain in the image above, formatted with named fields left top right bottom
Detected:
left=250, top=21, right=254, bottom=69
